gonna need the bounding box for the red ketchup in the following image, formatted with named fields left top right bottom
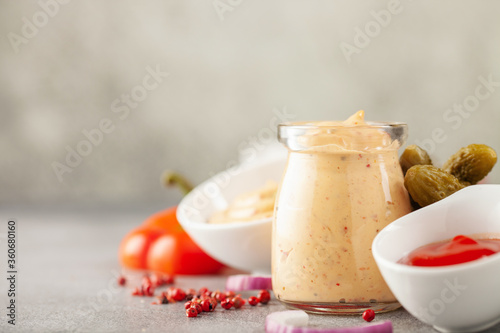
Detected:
left=399, top=235, right=500, bottom=267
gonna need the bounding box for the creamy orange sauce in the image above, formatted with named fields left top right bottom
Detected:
left=272, top=111, right=411, bottom=303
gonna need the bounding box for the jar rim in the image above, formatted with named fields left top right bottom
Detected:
left=278, top=121, right=407, bottom=130
left=278, top=121, right=408, bottom=151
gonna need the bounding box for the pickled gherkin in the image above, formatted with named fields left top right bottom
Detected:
left=404, top=165, right=465, bottom=207
left=442, top=144, right=497, bottom=185
left=400, top=145, right=432, bottom=175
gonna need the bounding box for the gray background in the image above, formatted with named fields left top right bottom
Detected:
left=1, top=0, right=499, bottom=209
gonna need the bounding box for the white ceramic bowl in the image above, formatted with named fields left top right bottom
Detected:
left=177, top=157, right=286, bottom=274
left=372, top=185, right=500, bottom=332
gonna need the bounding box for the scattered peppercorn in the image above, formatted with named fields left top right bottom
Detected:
left=201, top=299, right=213, bottom=312
left=191, top=297, right=202, bottom=304
left=232, top=296, right=245, bottom=309
left=221, top=299, right=233, bottom=310
left=362, top=309, right=375, bottom=322
left=211, top=290, right=226, bottom=303
left=117, top=275, right=126, bottom=286
left=157, top=294, right=169, bottom=304
left=258, top=290, right=271, bottom=304
left=201, top=290, right=212, bottom=299
left=191, top=302, right=203, bottom=314
left=186, top=307, right=198, bottom=318
left=170, top=288, right=186, bottom=301
left=125, top=273, right=274, bottom=317
left=150, top=273, right=175, bottom=287
left=248, top=296, right=260, bottom=306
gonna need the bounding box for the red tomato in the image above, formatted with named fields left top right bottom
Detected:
left=118, top=227, right=163, bottom=269
left=119, top=208, right=225, bottom=274
left=143, top=207, right=180, bottom=232
left=147, top=230, right=225, bottom=275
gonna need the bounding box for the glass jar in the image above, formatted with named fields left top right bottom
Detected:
left=272, top=115, right=412, bottom=314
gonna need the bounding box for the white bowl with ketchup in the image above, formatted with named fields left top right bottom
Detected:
left=373, top=184, right=500, bottom=333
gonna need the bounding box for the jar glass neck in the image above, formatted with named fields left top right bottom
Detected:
left=278, top=122, right=407, bottom=153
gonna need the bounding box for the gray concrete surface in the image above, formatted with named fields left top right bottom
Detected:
left=0, top=207, right=499, bottom=332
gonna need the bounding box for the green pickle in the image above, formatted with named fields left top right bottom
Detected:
left=442, top=144, right=497, bottom=185
left=400, top=144, right=433, bottom=175
left=404, top=165, right=465, bottom=207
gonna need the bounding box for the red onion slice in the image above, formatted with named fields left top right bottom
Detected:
left=265, top=310, right=392, bottom=333
left=225, top=274, right=272, bottom=291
